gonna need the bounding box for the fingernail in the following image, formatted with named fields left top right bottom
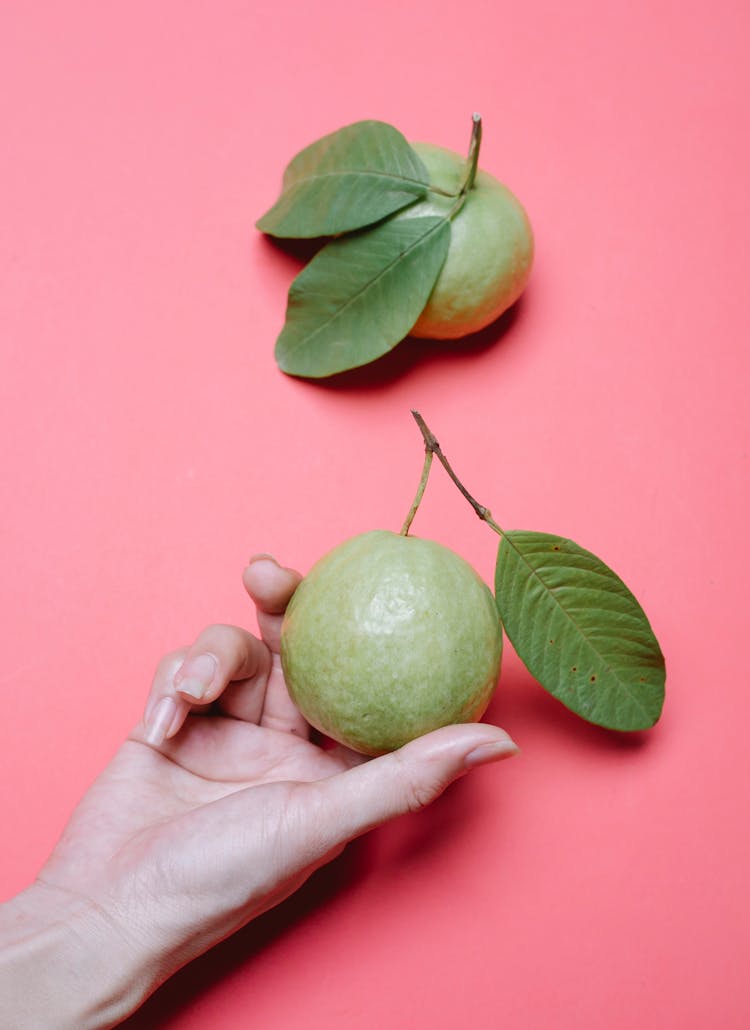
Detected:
left=248, top=553, right=277, bottom=565
left=463, top=737, right=520, bottom=769
left=175, top=653, right=217, bottom=701
left=145, top=696, right=177, bottom=747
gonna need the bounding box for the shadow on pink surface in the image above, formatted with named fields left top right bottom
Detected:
left=487, top=662, right=660, bottom=755
left=311, top=304, right=526, bottom=392
left=121, top=769, right=498, bottom=1028
left=121, top=667, right=658, bottom=1028
left=120, top=847, right=364, bottom=1028
left=257, top=228, right=530, bottom=390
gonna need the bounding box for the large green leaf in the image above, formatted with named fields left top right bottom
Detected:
left=257, top=121, right=430, bottom=238
left=275, top=215, right=451, bottom=378
left=495, top=531, right=665, bottom=730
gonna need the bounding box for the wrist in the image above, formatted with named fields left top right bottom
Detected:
left=0, top=880, right=162, bottom=1029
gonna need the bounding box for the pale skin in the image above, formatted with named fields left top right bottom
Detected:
left=0, top=556, right=518, bottom=1029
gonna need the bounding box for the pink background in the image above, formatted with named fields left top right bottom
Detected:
left=2, top=1, right=748, bottom=1027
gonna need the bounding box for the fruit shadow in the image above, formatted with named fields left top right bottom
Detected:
left=487, top=659, right=661, bottom=756
left=259, top=234, right=529, bottom=391
left=261, top=233, right=326, bottom=269
left=316, top=305, right=525, bottom=393
left=119, top=851, right=360, bottom=1027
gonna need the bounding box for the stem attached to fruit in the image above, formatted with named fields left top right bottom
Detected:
left=407, top=410, right=505, bottom=537
left=461, top=113, right=482, bottom=194
left=447, top=113, right=483, bottom=219
left=400, top=446, right=433, bottom=536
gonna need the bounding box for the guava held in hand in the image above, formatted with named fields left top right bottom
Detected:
left=281, top=412, right=665, bottom=745
left=257, top=115, right=534, bottom=378
left=280, top=530, right=503, bottom=757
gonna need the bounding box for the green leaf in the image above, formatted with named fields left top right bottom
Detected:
left=495, top=531, right=665, bottom=731
left=256, top=120, right=431, bottom=238
left=275, top=215, right=451, bottom=378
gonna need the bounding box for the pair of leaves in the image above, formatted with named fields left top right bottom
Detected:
left=494, top=531, right=665, bottom=731
left=257, top=121, right=452, bottom=378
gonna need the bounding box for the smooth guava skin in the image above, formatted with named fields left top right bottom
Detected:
left=280, top=530, right=503, bottom=756
left=406, top=142, right=534, bottom=339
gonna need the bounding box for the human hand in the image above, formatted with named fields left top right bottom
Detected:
left=0, top=556, right=518, bottom=1029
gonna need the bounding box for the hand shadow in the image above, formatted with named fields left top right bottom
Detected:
left=120, top=773, right=498, bottom=1027
left=120, top=843, right=363, bottom=1028
left=121, top=668, right=658, bottom=1027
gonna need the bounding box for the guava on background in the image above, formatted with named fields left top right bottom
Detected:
left=280, top=530, right=503, bottom=756
left=405, top=141, right=534, bottom=340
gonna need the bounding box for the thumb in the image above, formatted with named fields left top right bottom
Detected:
left=298, top=724, right=519, bottom=849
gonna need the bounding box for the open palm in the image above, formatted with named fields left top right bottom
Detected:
left=37, top=558, right=361, bottom=970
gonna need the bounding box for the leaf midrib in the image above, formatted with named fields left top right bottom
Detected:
left=285, top=217, right=448, bottom=355
left=282, top=168, right=430, bottom=192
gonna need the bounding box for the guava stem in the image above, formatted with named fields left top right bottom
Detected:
left=425, top=114, right=484, bottom=203
left=409, top=410, right=504, bottom=537
left=400, top=446, right=434, bottom=536
left=461, top=113, right=482, bottom=195
left=447, top=113, right=483, bottom=219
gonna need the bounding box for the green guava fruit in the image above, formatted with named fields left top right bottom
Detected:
left=280, top=530, right=503, bottom=756
left=403, top=142, right=534, bottom=340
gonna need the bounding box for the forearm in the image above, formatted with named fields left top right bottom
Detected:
left=0, top=882, right=161, bottom=1030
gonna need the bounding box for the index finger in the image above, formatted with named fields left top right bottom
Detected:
left=242, top=555, right=310, bottom=737
left=141, top=624, right=273, bottom=747
left=243, top=555, right=301, bottom=653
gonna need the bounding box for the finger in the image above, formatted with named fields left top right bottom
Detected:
left=173, top=624, right=271, bottom=711
left=142, top=625, right=272, bottom=747
left=174, top=625, right=273, bottom=731
left=243, top=555, right=301, bottom=653
left=289, top=724, right=520, bottom=853
left=256, top=653, right=310, bottom=738
left=243, top=555, right=308, bottom=737
left=142, top=649, right=192, bottom=744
